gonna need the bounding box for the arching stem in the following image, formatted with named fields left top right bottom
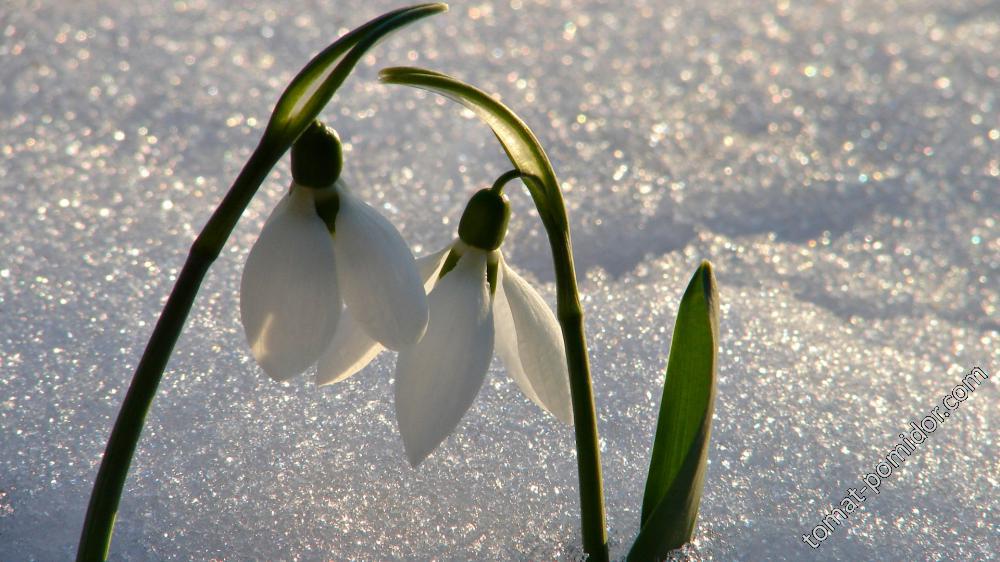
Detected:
left=490, top=169, right=526, bottom=193
left=379, top=67, right=610, bottom=561
left=75, top=6, right=446, bottom=560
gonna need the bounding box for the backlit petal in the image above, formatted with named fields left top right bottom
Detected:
left=416, top=245, right=451, bottom=292
left=316, top=247, right=451, bottom=385
left=240, top=187, right=341, bottom=381
left=493, top=267, right=541, bottom=406
left=494, top=259, right=573, bottom=424
left=332, top=182, right=428, bottom=349
left=394, top=250, right=494, bottom=466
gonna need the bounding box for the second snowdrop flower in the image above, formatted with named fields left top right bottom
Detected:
left=240, top=121, right=428, bottom=381
left=396, top=173, right=574, bottom=466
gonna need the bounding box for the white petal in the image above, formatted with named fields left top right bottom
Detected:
left=394, top=250, right=494, bottom=466
left=314, top=307, right=378, bottom=386
left=332, top=182, right=428, bottom=349
left=494, top=259, right=573, bottom=424
left=240, top=187, right=341, bottom=381
left=416, top=245, right=451, bottom=292
left=315, top=247, right=451, bottom=386
left=493, top=271, right=541, bottom=405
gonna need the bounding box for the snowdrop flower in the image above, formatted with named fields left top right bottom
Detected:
left=240, top=121, right=428, bottom=381
left=316, top=174, right=573, bottom=465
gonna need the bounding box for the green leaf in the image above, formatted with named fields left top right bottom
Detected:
left=378, top=66, right=566, bottom=232
left=265, top=4, right=448, bottom=150
left=628, top=261, right=719, bottom=561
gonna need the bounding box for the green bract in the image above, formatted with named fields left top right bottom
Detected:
left=380, top=67, right=567, bottom=234
left=265, top=5, right=448, bottom=150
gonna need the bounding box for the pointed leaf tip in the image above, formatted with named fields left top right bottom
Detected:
left=696, top=260, right=718, bottom=326
left=629, top=261, right=719, bottom=560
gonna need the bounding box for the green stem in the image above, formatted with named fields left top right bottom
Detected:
left=546, top=212, right=609, bottom=562
left=487, top=171, right=608, bottom=556
left=489, top=169, right=525, bottom=193
left=76, top=140, right=283, bottom=562
left=514, top=173, right=609, bottom=560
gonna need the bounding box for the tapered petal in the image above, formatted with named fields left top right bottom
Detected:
left=240, top=187, right=341, bottom=381
left=415, top=245, right=452, bottom=290
left=395, top=249, right=494, bottom=466
left=494, top=259, right=573, bottom=424
left=316, top=247, right=451, bottom=385
left=332, top=181, right=428, bottom=349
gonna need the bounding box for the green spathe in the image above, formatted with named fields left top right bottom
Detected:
left=264, top=4, right=449, bottom=149
left=629, top=261, right=719, bottom=560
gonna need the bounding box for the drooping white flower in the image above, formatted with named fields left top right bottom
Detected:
left=315, top=184, right=574, bottom=466
left=240, top=184, right=342, bottom=380
left=240, top=122, right=428, bottom=382
left=395, top=240, right=574, bottom=466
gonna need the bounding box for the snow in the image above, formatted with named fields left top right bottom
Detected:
left=1, top=0, right=996, bottom=559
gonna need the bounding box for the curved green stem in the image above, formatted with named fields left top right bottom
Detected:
left=76, top=6, right=446, bottom=560
left=547, top=225, right=608, bottom=561
left=380, top=67, right=609, bottom=561
left=76, top=139, right=282, bottom=561
left=489, top=169, right=525, bottom=193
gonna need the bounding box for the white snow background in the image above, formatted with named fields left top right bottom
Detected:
left=0, top=0, right=997, bottom=560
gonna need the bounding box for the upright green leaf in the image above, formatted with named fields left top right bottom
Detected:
left=628, top=261, right=719, bottom=561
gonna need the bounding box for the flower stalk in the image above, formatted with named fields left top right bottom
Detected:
left=75, top=139, right=282, bottom=562
left=380, top=67, right=610, bottom=561
left=549, top=229, right=608, bottom=561
left=75, top=6, right=446, bottom=560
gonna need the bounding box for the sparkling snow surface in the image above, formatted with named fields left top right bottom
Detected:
left=1, top=0, right=997, bottom=560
